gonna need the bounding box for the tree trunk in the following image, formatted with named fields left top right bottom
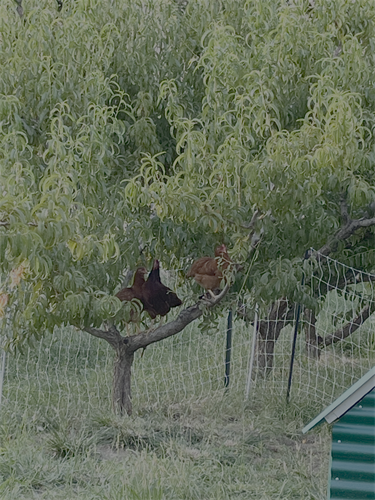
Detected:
left=84, top=287, right=230, bottom=416
left=113, top=342, right=134, bottom=416
left=304, top=308, right=321, bottom=359
left=256, top=299, right=291, bottom=374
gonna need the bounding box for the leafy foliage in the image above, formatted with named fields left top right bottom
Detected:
left=1, top=0, right=375, bottom=347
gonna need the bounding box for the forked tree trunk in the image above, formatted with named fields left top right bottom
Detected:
left=113, top=343, right=134, bottom=415
left=84, top=287, right=229, bottom=416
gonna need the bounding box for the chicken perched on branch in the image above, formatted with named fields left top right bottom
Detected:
left=115, top=267, right=152, bottom=320
left=116, top=267, right=146, bottom=302
left=187, top=244, right=232, bottom=297
left=116, top=261, right=182, bottom=324
left=142, top=259, right=182, bottom=318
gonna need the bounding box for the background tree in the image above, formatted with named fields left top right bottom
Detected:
left=1, top=0, right=375, bottom=411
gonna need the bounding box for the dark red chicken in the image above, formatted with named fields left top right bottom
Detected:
left=187, top=244, right=232, bottom=293
left=142, top=259, right=182, bottom=317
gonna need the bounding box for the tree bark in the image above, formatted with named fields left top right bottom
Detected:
left=14, top=0, right=23, bottom=17
left=311, top=206, right=375, bottom=260
left=113, top=342, right=134, bottom=415
left=321, top=302, right=375, bottom=347
left=303, top=308, right=321, bottom=359
left=256, top=299, right=293, bottom=374
left=302, top=301, right=375, bottom=354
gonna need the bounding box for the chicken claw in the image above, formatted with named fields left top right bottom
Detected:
left=200, top=284, right=230, bottom=307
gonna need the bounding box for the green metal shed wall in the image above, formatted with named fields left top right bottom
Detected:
left=330, top=388, right=375, bottom=500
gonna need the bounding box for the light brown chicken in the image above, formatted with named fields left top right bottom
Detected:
left=187, top=244, right=232, bottom=294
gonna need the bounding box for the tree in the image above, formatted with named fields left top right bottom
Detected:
left=1, top=0, right=375, bottom=412
left=84, top=288, right=228, bottom=415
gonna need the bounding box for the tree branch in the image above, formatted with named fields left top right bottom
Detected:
left=316, top=269, right=375, bottom=296
left=81, top=285, right=229, bottom=352
left=242, top=209, right=261, bottom=230
left=126, top=284, right=230, bottom=353
left=225, top=208, right=265, bottom=231
left=305, top=197, right=375, bottom=260
left=83, top=325, right=122, bottom=349
left=13, top=0, right=23, bottom=17
left=313, top=215, right=375, bottom=259
left=321, top=302, right=375, bottom=347
left=340, top=196, right=349, bottom=225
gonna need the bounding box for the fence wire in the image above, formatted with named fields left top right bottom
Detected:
left=1, top=253, right=374, bottom=423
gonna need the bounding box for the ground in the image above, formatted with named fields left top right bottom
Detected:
left=0, top=388, right=330, bottom=499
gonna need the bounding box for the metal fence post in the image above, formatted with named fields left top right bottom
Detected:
left=0, top=350, right=6, bottom=410
left=286, top=250, right=309, bottom=402
left=224, top=310, right=233, bottom=388
left=245, top=304, right=258, bottom=400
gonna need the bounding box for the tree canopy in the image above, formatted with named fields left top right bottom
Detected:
left=2, top=0, right=375, bottom=349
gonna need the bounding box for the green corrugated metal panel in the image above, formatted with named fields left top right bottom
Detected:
left=329, top=388, right=375, bottom=499
left=303, top=367, right=375, bottom=433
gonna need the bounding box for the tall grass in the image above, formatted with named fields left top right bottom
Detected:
left=0, top=384, right=330, bottom=499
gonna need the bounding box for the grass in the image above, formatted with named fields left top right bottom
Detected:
left=2, top=312, right=368, bottom=499
left=0, top=392, right=330, bottom=499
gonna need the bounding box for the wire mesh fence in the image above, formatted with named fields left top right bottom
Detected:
left=2, top=317, right=253, bottom=423
left=249, top=251, right=375, bottom=412
left=1, top=252, right=374, bottom=424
